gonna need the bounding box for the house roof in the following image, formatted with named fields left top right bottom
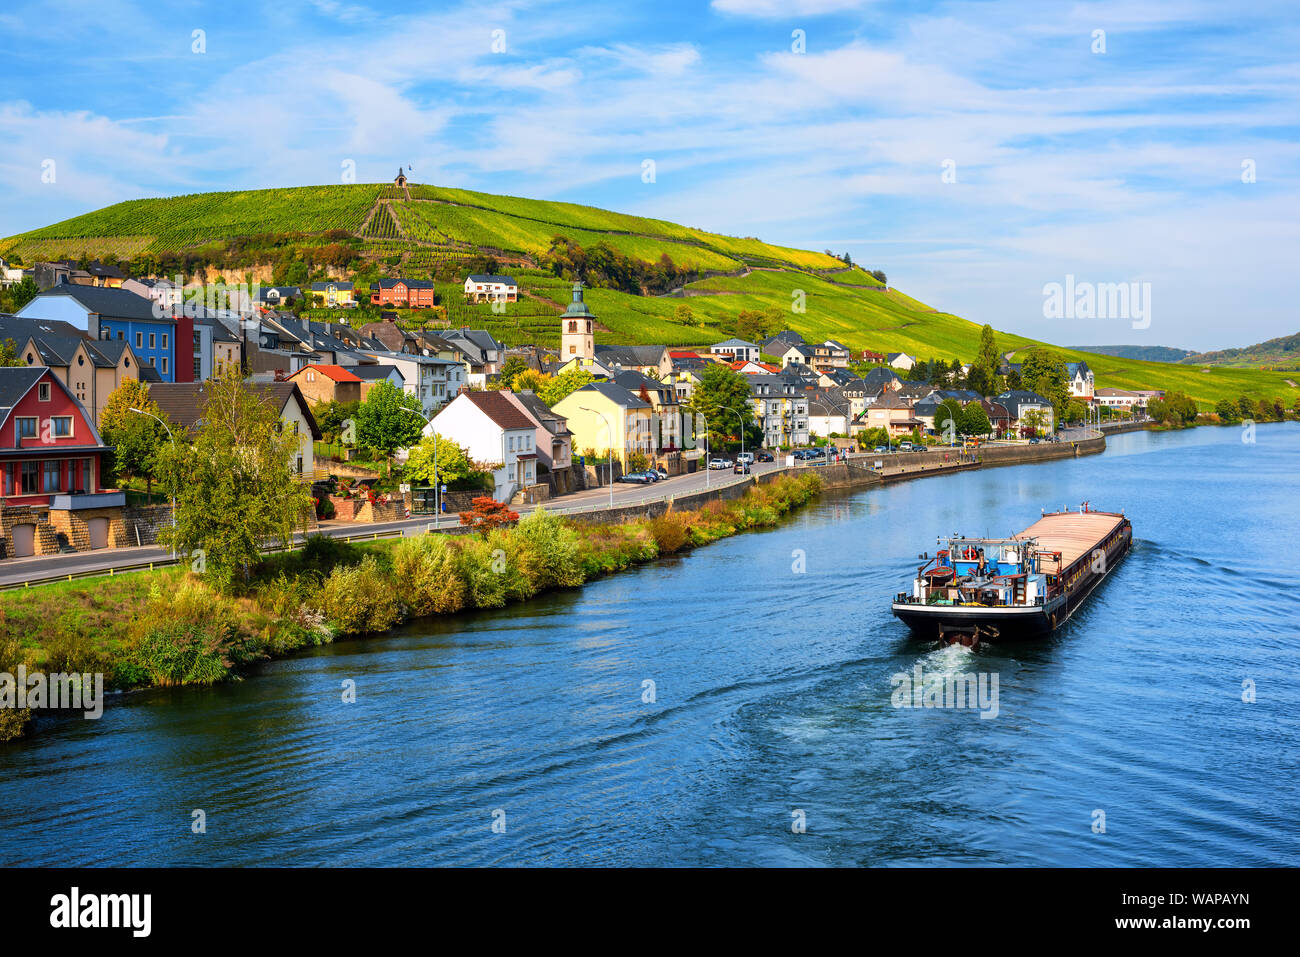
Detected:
left=461, top=389, right=536, bottom=431
left=594, top=344, right=666, bottom=367
left=372, top=277, right=436, bottom=290
left=711, top=338, right=760, bottom=350
left=310, top=281, right=354, bottom=291
left=349, top=364, right=404, bottom=382
left=466, top=274, right=517, bottom=286
left=149, top=381, right=322, bottom=439
left=0, top=366, right=48, bottom=416
left=292, top=364, right=361, bottom=383
left=26, top=284, right=171, bottom=322
left=569, top=381, right=651, bottom=409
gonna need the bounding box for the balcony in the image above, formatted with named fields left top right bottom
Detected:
left=49, top=491, right=126, bottom=511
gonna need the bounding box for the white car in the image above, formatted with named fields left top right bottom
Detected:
left=708, top=457, right=733, bottom=470
left=736, top=452, right=754, bottom=465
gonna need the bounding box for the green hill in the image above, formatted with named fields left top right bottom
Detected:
left=4, top=182, right=1297, bottom=410
left=1070, top=344, right=1196, bottom=364
left=1178, top=332, right=1300, bottom=370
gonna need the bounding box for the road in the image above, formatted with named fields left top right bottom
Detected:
left=0, top=458, right=794, bottom=586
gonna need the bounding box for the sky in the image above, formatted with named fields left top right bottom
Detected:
left=1, top=0, right=1297, bottom=351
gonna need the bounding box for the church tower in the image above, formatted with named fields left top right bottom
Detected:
left=560, top=280, right=595, bottom=364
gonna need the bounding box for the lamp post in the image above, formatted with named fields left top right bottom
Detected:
left=403, top=406, right=439, bottom=527
left=697, top=411, right=709, bottom=489
left=578, top=406, right=614, bottom=508
left=129, top=407, right=176, bottom=556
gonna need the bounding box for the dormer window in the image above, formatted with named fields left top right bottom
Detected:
left=38, top=382, right=51, bottom=401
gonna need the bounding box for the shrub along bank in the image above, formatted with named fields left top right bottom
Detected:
left=0, top=473, right=822, bottom=740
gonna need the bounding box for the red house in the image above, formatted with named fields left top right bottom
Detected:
left=0, top=367, right=126, bottom=558
left=370, top=278, right=436, bottom=308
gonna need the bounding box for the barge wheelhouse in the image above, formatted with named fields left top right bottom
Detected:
left=891, top=505, right=1132, bottom=643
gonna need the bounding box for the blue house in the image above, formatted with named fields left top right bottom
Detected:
left=16, top=284, right=189, bottom=382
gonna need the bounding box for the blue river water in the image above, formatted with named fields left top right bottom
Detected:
left=2, top=424, right=1298, bottom=866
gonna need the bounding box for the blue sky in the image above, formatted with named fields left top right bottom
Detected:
left=2, top=0, right=1297, bottom=350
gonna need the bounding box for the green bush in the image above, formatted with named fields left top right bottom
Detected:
left=649, top=512, right=689, bottom=553
left=392, top=534, right=467, bottom=616
left=504, top=509, right=585, bottom=596
left=132, top=623, right=240, bottom=685
left=454, top=537, right=509, bottom=609
left=318, top=555, right=403, bottom=634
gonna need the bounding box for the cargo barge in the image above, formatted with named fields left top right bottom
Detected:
left=890, top=505, right=1132, bottom=644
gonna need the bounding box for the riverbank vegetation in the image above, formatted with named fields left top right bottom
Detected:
left=0, top=473, right=822, bottom=740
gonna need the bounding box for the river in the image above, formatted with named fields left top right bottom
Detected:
left=3, top=424, right=1298, bottom=866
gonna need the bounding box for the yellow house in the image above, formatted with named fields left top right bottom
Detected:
left=309, top=281, right=355, bottom=307
left=552, top=382, right=654, bottom=467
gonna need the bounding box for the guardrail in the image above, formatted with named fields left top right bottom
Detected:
left=0, top=527, right=408, bottom=592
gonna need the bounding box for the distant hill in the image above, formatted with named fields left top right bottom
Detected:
left=1178, top=332, right=1300, bottom=369
left=3, top=182, right=1299, bottom=409
left=1070, top=344, right=1196, bottom=363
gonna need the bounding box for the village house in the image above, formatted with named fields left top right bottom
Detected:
left=309, top=281, right=356, bottom=307
left=359, top=349, right=464, bottom=415
left=0, top=366, right=125, bottom=558
left=121, top=277, right=182, bottom=311
left=255, top=286, right=302, bottom=307
left=611, top=369, right=682, bottom=451
left=887, top=352, right=917, bottom=371
left=463, top=274, right=518, bottom=303
left=1066, top=360, right=1095, bottom=401
left=0, top=259, right=25, bottom=288
left=499, top=389, right=575, bottom=493
left=17, top=332, right=145, bottom=428
left=287, top=364, right=363, bottom=405
left=996, top=389, right=1056, bottom=435
left=1094, top=388, right=1147, bottom=411
left=149, top=380, right=322, bottom=476
left=813, top=340, right=851, bottom=370
left=710, top=338, right=762, bottom=363
left=747, top=373, right=810, bottom=448
left=349, top=364, right=405, bottom=399
left=438, top=328, right=504, bottom=385
left=807, top=387, right=851, bottom=437
left=17, top=284, right=189, bottom=383
left=552, top=382, right=655, bottom=468
left=428, top=390, right=539, bottom=502
left=370, top=278, right=436, bottom=308
left=861, top=390, right=922, bottom=437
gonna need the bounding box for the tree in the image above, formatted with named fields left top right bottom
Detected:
left=403, top=433, right=478, bottom=487
left=0, top=277, right=38, bottom=314
left=498, top=355, right=529, bottom=389
left=538, top=367, right=594, bottom=406
left=312, top=399, right=360, bottom=444
left=513, top=368, right=552, bottom=394
left=1020, top=408, right=1049, bottom=437
left=1019, top=348, right=1069, bottom=419
left=968, top=324, right=999, bottom=396
left=1064, top=399, right=1089, bottom=424
left=685, top=363, right=760, bottom=451
left=459, top=496, right=519, bottom=533
left=159, top=368, right=313, bottom=591
left=354, top=379, right=424, bottom=455
left=960, top=402, right=992, bottom=437
left=870, top=269, right=887, bottom=285
left=933, top=398, right=964, bottom=439
left=733, top=309, right=771, bottom=343
left=674, top=303, right=698, bottom=327
left=99, top=379, right=170, bottom=493
left=0, top=337, right=22, bottom=367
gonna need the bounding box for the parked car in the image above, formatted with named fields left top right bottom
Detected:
left=756, top=451, right=774, bottom=463
left=1029, top=437, right=1041, bottom=444
left=618, top=472, right=653, bottom=483
left=734, top=462, right=751, bottom=474
left=655, top=466, right=669, bottom=479
left=872, top=445, right=888, bottom=454
left=709, top=457, right=733, bottom=469
left=808, top=447, right=826, bottom=458
left=736, top=452, right=754, bottom=465
left=898, top=442, right=914, bottom=452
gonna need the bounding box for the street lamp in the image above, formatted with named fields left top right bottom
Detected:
left=129, top=407, right=176, bottom=557
left=716, top=404, right=746, bottom=466
left=403, top=407, right=440, bottom=527
left=697, top=411, right=709, bottom=489
left=578, top=406, right=614, bottom=508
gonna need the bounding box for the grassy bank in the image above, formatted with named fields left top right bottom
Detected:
left=0, top=473, right=822, bottom=741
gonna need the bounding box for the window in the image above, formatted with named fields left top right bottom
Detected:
left=306, top=370, right=315, bottom=382
left=16, top=417, right=37, bottom=440
left=21, top=461, right=38, bottom=494
left=52, top=417, right=72, bottom=438
left=193, top=357, right=201, bottom=380
left=82, top=458, right=93, bottom=492
left=38, top=382, right=50, bottom=401
left=149, top=333, right=156, bottom=349
left=161, top=358, right=169, bottom=374
left=44, top=460, right=61, bottom=492
left=162, top=334, right=168, bottom=349
left=117, top=331, right=124, bottom=340
left=135, top=332, right=143, bottom=348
